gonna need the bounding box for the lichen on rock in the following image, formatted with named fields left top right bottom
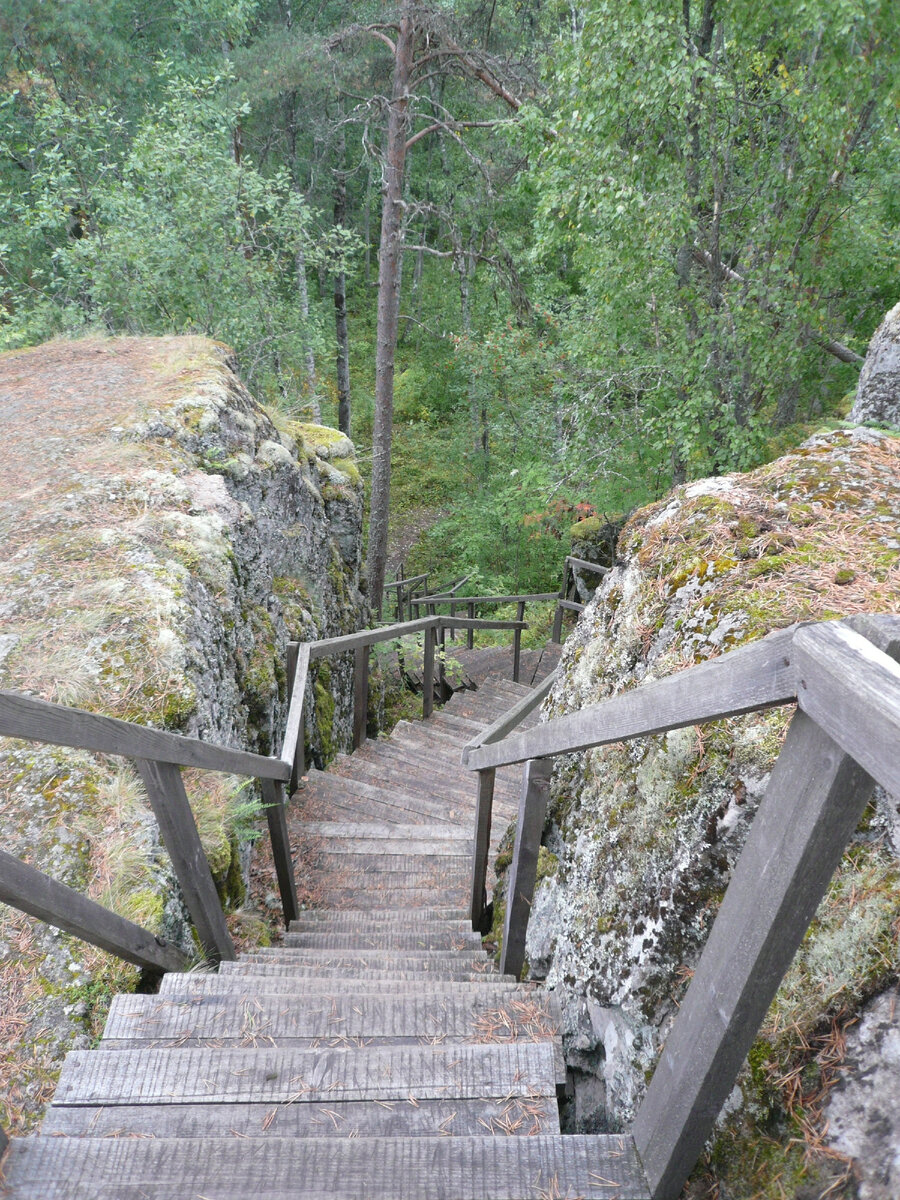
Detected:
left=0, top=335, right=365, bottom=1130
left=521, top=427, right=900, bottom=1194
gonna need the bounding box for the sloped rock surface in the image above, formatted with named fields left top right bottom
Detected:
left=521, top=428, right=900, bottom=1192
left=0, top=335, right=364, bottom=1129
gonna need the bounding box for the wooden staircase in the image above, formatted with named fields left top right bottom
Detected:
left=2, top=665, right=650, bottom=1199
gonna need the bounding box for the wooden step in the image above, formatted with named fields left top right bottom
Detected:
left=40, top=1094, right=561, bottom=1139
left=283, top=930, right=483, bottom=950
left=232, top=950, right=493, bottom=971
left=210, top=963, right=513, bottom=983
left=52, top=1041, right=561, bottom=1107
left=99, top=991, right=560, bottom=1049
left=4, top=1133, right=650, bottom=1199
left=289, top=906, right=469, bottom=925
left=296, top=822, right=472, bottom=843
left=158, top=975, right=529, bottom=999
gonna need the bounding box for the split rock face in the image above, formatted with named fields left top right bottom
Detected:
left=521, top=427, right=900, bottom=1194
left=850, top=300, right=900, bottom=429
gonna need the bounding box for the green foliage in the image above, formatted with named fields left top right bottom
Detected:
left=525, top=0, right=898, bottom=480
left=0, top=61, right=358, bottom=399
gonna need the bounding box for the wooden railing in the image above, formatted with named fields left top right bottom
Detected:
left=412, top=590, right=559, bottom=680
left=551, top=554, right=609, bottom=643
left=462, top=613, right=900, bottom=1200
left=0, top=690, right=293, bottom=968
left=0, top=612, right=529, bottom=983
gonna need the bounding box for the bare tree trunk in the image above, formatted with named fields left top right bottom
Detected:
left=333, top=146, right=351, bottom=436
left=366, top=7, right=413, bottom=613
left=295, top=240, right=320, bottom=422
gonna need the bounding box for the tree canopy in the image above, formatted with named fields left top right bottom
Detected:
left=1, top=0, right=897, bottom=595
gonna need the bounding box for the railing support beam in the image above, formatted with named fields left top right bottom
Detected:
left=134, top=760, right=236, bottom=963
left=513, top=600, right=525, bottom=682
left=633, top=710, right=876, bottom=1200
left=353, top=645, right=369, bottom=750
left=469, top=768, right=496, bottom=931
left=260, top=777, right=299, bottom=928
left=500, top=757, right=552, bottom=978
left=0, top=846, right=188, bottom=973
left=423, top=625, right=435, bottom=719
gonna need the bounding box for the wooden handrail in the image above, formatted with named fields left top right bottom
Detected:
left=565, top=554, right=610, bottom=575
left=383, top=573, right=428, bottom=591
left=0, top=847, right=188, bottom=973
left=462, top=668, right=558, bottom=765
left=0, top=690, right=290, bottom=782
left=465, top=625, right=798, bottom=771
left=415, top=591, right=558, bottom=607
left=462, top=614, right=900, bottom=1200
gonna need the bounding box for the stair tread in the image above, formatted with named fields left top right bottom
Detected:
left=52, top=1041, right=561, bottom=1106
left=40, top=1095, right=561, bottom=1139
left=4, top=1134, right=650, bottom=1199
left=100, top=991, right=560, bottom=1048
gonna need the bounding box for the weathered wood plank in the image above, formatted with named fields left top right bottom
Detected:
left=501, top=760, right=552, bottom=979
left=296, top=821, right=472, bottom=842
left=0, top=690, right=289, bottom=780
left=100, top=991, right=558, bottom=1045
left=158, top=974, right=529, bottom=998
left=0, top=848, right=187, bottom=973
left=260, top=777, right=299, bottom=928
left=134, top=760, right=235, bottom=963
left=557, top=599, right=585, bottom=612
left=41, top=1096, right=559, bottom=1139
left=280, top=642, right=309, bottom=788
left=632, top=709, right=877, bottom=1200
left=283, top=930, right=482, bottom=949
left=467, top=625, right=799, bottom=771
left=54, top=1041, right=560, bottom=1106
left=415, top=592, right=559, bottom=606
left=469, top=769, right=496, bottom=931
left=3, top=1134, right=650, bottom=1199
left=353, top=645, right=369, bottom=749
left=565, top=555, right=609, bottom=575
left=423, top=625, right=435, bottom=720
left=794, top=620, right=900, bottom=799
left=305, top=617, right=440, bottom=659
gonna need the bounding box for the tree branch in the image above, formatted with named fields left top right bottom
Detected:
left=690, top=245, right=863, bottom=364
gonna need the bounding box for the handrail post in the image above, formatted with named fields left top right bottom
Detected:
left=422, top=625, right=435, bottom=718
left=500, top=757, right=552, bottom=978
left=134, top=759, right=236, bottom=962
left=438, top=622, right=446, bottom=698
left=513, top=600, right=525, bottom=682
left=469, top=767, right=496, bottom=931
left=632, top=707, right=881, bottom=1199
left=353, top=645, right=369, bottom=749
left=551, top=559, right=569, bottom=643
left=449, top=600, right=457, bottom=642
left=260, top=777, right=300, bottom=928
left=285, top=643, right=306, bottom=795
left=467, top=602, right=475, bottom=649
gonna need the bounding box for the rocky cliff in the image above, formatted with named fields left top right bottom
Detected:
left=0, top=335, right=365, bottom=1129
left=521, top=426, right=900, bottom=1197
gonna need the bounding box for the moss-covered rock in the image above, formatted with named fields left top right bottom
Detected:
left=0, top=335, right=366, bottom=1131
left=524, top=427, right=900, bottom=1194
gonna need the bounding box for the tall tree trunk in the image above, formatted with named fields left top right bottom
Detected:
left=295, top=240, right=320, bottom=422
left=366, top=8, right=413, bottom=613
left=333, top=140, right=351, bottom=436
